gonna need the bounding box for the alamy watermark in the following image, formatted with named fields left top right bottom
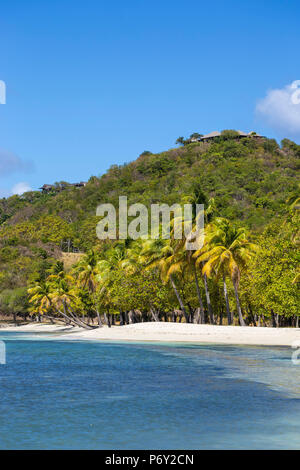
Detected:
left=96, top=197, right=204, bottom=250
left=291, top=341, right=300, bottom=365
left=0, top=80, right=6, bottom=104
left=0, top=341, right=6, bottom=364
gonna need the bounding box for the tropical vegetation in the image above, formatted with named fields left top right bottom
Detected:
left=0, top=132, right=299, bottom=327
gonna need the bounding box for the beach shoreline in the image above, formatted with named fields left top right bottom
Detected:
left=1, top=322, right=300, bottom=346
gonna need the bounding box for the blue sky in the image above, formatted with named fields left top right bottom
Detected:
left=1, top=0, right=300, bottom=196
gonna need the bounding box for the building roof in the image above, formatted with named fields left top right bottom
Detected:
left=201, top=131, right=221, bottom=139
left=72, top=181, right=87, bottom=187
left=39, top=184, right=54, bottom=190
left=200, top=130, right=265, bottom=141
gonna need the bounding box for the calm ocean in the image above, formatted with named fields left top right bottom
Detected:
left=0, top=331, right=299, bottom=449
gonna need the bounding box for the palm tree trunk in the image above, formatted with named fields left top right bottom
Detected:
left=58, top=309, right=83, bottom=328
left=223, top=274, right=232, bottom=325
left=193, top=307, right=201, bottom=324
left=150, top=308, right=159, bottom=322
left=96, top=308, right=103, bottom=326
left=271, top=309, right=277, bottom=328
left=187, top=303, right=194, bottom=323
left=45, top=315, right=55, bottom=324
left=219, top=307, right=223, bottom=325
left=194, top=266, right=205, bottom=324
left=169, top=274, right=189, bottom=322
left=104, top=312, right=111, bottom=327
left=62, top=302, right=95, bottom=329
left=233, top=282, right=246, bottom=326
left=70, top=312, right=94, bottom=329
left=203, top=273, right=214, bottom=324
left=128, top=310, right=135, bottom=324
left=91, top=292, right=102, bottom=327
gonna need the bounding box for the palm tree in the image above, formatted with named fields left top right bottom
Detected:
left=49, top=277, right=94, bottom=329
left=180, top=203, right=215, bottom=324
left=184, top=249, right=206, bottom=323
left=48, top=260, right=64, bottom=276
left=72, top=250, right=102, bottom=326
left=28, top=278, right=76, bottom=326
left=287, top=186, right=300, bottom=210
left=119, top=240, right=143, bottom=275
left=168, top=193, right=215, bottom=323
left=292, top=270, right=300, bottom=285
left=93, top=242, right=134, bottom=325
left=170, top=223, right=206, bottom=323
left=185, top=221, right=214, bottom=323
left=195, top=218, right=257, bottom=326
left=140, top=239, right=190, bottom=322
left=28, top=281, right=52, bottom=320
left=73, top=250, right=98, bottom=291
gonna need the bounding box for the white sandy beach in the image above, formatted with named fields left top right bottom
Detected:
left=2, top=322, right=300, bottom=346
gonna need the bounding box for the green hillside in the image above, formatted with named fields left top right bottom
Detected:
left=0, top=133, right=299, bottom=325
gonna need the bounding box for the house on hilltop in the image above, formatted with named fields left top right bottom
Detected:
left=72, top=181, right=87, bottom=188
left=39, top=184, right=54, bottom=193
left=39, top=181, right=87, bottom=193
left=200, top=130, right=265, bottom=143
left=200, top=131, right=222, bottom=142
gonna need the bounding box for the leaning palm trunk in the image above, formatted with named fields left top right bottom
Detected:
left=233, top=282, right=246, bottom=326
left=223, top=275, right=232, bottom=325
left=68, top=308, right=95, bottom=329
left=61, top=302, right=95, bottom=329
left=194, top=266, right=205, bottom=323
left=44, top=314, right=55, bottom=324
left=57, top=308, right=83, bottom=328
left=169, top=274, right=189, bottom=323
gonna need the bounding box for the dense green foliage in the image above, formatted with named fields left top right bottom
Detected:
left=0, top=133, right=299, bottom=325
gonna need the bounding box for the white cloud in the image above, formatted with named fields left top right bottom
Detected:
left=0, top=188, right=9, bottom=198
left=11, top=182, right=32, bottom=195
left=256, top=81, right=300, bottom=136
left=0, top=148, right=33, bottom=177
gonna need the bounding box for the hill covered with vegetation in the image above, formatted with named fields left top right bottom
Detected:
left=0, top=132, right=299, bottom=326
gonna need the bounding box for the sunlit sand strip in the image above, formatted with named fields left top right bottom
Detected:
left=2, top=322, right=300, bottom=346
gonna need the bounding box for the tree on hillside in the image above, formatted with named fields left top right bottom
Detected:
left=189, top=133, right=203, bottom=141
left=175, top=136, right=186, bottom=146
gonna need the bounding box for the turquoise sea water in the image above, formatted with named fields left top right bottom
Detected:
left=0, top=331, right=300, bottom=449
